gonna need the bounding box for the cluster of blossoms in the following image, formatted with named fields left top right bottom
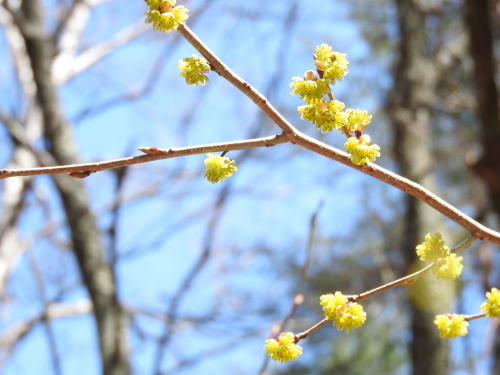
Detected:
left=290, top=44, right=380, bottom=165
left=264, top=332, right=303, bottom=362
left=178, top=54, right=210, bottom=86
left=415, top=233, right=463, bottom=280
left=203, top=153, right=237, bottom=183
left=481, top=287, right=500, bottom=318
left=314, top=44, right=349, bottom=84
left=434, top=314, right=468, bottom=339
left=320, top=291, right=366, bottom=331
left=434, top=287, right=499, bottom=339
left=145, top=0, right=188, bottom=33
left=344, top=135, right=381, bottom=166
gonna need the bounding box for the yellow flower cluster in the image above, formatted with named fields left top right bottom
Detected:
left=344, top=136, right=381, bottom=166
left=320, top=292, right=366, bottom=331
left=481, top=287, right=500, bottom=318
left=345, top=109, right=372, bottom=132
left=416, top=233, right=449, bottom=262
left=314, top=44, right=349, bottom=84
left=415, top=233, right=463, bottom=280
left=264, top=332, right=303, bottom=362
left=178, top=54, right=210, bottom=86
left=204, top=153, right=237, bottom=183
left=298, top=100, right=346, bottom=133
left=145, top=0, right=188, bottom=33
left=290, top=44, right=380, bottom=165
left=290, top=71, right=330, bottom=104
left=433, top=254, right=463, bottom=280
left=434, top=314, right=468, bottom=339
left=434, top=288, right=498, bottom=341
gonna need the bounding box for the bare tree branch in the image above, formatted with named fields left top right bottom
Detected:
left=259, top=201, right=322, bottom=375
left=162, top=330, right=262, bottom=374
left=152, top=184, right=231, bottom=374
left=0, top=300, right=92, bottom=366
left=0, top=5, right=37, bottom=104
left=0, top=133, right=290, bottom=177
left=53, top=20, right=148, bottom=85
left=26, top=249, right=63, bottom=375
left=53, top=0, right=109, bottom=54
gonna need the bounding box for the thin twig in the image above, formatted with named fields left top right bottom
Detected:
left=353, top=235, right=477, bottom=302
left=0, top=134, right=289, bottom=178
left=152, top=185, right=231, bottom=374
left=294, top=319, right=329, bottom=342
left=162, top=330, right=261, bottom=374
left=259, top=200, right=322, bottom=374
left=0, top=300, right=92, bottom=348
left=26, top=249, right=63, bottom=375
left=294, top=235, right=478, bottom=341
left=353, top=263, right=435, bottom=302
left=452, top=235, right=478, bottom=254
left=464, top=312, right=486, bottom=321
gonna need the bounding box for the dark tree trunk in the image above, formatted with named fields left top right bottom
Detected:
left=18, top=1, right=130, bottom=373
left=387, top=1, right=451, bottom=374
left=464, top=1, right=500, bottom=374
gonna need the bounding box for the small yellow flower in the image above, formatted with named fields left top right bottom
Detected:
left=320, top=292, right=348, bottom=320
left=145, top=0, right=189, bottom=33
left=434, top=314, right=468, bottom=339
left=433, top=254, right=464, bottom=280
left=290, top=75, right=330, bottom=104
left=314, top=44, right=335, bottom=64
left=298, top=100, right=346, bottom=133
left=204, top=153, right=237, bottom=183
left=344, top=137, right=380, bottom=165
left=264, top=332, right=303, bottom=362
left=416, top=233, right=450, bottom=262
left=332, top=303, right=366, bottom=331
left=313, top=44, right=349, bottom=83
left=320, top=292, right=366, bottom=331
left=481, top=287, right=500, bottom=317
left=178, top=54, right=210, bottom=86
left=345, top=109, right=372, bottom=132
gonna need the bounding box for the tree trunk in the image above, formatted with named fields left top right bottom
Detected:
left=387, top=1, right=451, bottom=374
left=18, top=1, right=130, bottom=373
left=464, top=1, right=500, bottom=374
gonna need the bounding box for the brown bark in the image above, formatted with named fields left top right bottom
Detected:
left=387, top=1, right=450, bottom=374
left=464, top=1, right=500, bottom=374
left=465, top=0, right=500, bottom=216
left=17, top=1, right=130, bottom=373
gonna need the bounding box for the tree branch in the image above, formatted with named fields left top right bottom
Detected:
left=3, top=18, right=500, bottom=248
left=0, top=133, right=290, bottom=177
left=152, top=184, right=231, bottom=374
left=0, top=300, right=92, bottom=348
left=53, top=20, right=148, bottom=85
left=175, top=24, right=500, bottom=246
left=259, top=200, right=321, bottom=375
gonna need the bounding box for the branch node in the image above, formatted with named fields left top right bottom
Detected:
left=67, top=170, right=95, bottom=178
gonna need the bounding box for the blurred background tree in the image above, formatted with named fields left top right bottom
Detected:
left=0, top=1, right=498, bottom=375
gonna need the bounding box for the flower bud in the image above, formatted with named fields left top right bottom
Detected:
left=159, top=1, right=174, bottom=13
left=359, top=134, right=371, bottom=145
left=304, top=70, right=317, bottom=81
